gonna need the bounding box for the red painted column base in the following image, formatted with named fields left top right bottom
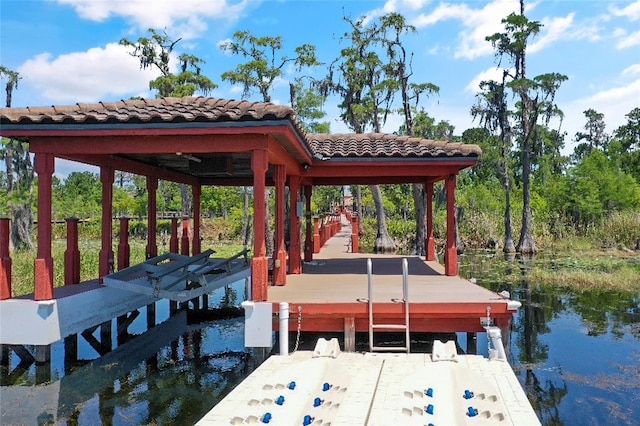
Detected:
left=445, top=247, right=458, bottom=276
left=274, top=249, right=287, bottom=286
left=251, top=256, right=269, bottom=301
left=426, top=237, right=436, bottom=261
left=0, top=257, right=11, bottom=300
left=34, top=257, right=54, bottom=300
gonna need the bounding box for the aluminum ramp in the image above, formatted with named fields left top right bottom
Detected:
left=103, top=249, right=251, bottom=302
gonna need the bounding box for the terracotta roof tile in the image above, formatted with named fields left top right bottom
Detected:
left=0, top=96, right=298, bottom=126
left=1, top=96, right=480, bottom=158
left=308, top=133, right=481, bottom=158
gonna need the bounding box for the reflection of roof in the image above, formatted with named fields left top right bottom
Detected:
left=0, top=96, right=481, bottom=159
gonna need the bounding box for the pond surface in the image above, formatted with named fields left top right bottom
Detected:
left=1, top=252, right=639, bottom=425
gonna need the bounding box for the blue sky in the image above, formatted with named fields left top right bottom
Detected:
left=1, top=0, right=639, bottom=177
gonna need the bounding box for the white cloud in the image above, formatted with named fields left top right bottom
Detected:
left=57, top=0, right=251, bottom=39
left=610, top=0, right=640, bottom=21
left=465, top=67, right=512, bottom=93
left=18, top=43, right=158, bottom=103
left=411, top=0, right=522, bottom=60
left=565, top=72, right=640, bottom=143
left=529, top=13, right=575, bottom=53
left=622, top=63, right=640, bottom=77
left=616, top=29, right=640, bottom=49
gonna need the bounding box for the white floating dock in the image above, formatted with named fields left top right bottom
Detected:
left=197, top=343, right=540, bottom=426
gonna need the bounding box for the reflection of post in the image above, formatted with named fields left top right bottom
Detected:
left=147, top=303, right=156, bottom=328
left=466, top=332, right=477, bottom=355
left=98, top=382, right=115, bottom=426
left=35, top=345, right=51, bottom=384
left=64, top=334, right=78, bottom=374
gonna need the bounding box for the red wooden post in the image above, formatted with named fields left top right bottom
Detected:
left=169, top=218, right=179, bottom=253
left=426, top=181, right=436, bottom=261
left=351, top=215, right=359, bottom=254
left=288, top=176, right=302, bottom=274
left=99, top=166, right=115, bottom=278
left=251, top=149, right=269, bottom=301
left=34, top=152, right=54, bottom=300
left=303, top=185, right=313, bottom=262
left=117, top=217, right=130, bottom=271
left=273, top=165, right=287, bottom=286
left=445, top=174, right=458, bottom=276
left=313, top=217, right=321, bottom=253
left=146, top=177, right=158, bottom=258
left=192, top=185, right=201, bottom=255
left=180, top=217, right=190, bottom=256
left=64, top=218, right=81, bottom=285
left=0, top=218, right=12, bottom=299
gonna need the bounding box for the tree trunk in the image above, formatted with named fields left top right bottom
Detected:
left=412, top=183, right=426, bottom=255
left=241, top=187, right=250, bottom=246
left=501, top=156, right=516, bottom=253
left=356, top=185, right=363, bottom=234
left=11, top=204, right=34, bottom=251
left=370, top=184, right=396, bottom=254
left=265, top=188, right=274, bottom=257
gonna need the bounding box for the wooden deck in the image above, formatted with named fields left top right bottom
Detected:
left=268, top=218, right=519, bottom=333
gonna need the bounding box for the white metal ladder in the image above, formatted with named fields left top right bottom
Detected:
left=366, top=258, right=410, bottom=353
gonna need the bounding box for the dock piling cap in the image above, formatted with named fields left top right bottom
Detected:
left=431, top=340, right=458, bottom=362
left=312, top=337, right=341, bottom=358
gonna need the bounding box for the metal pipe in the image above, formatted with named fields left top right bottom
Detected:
left=279, top=302, right=289, bottom=356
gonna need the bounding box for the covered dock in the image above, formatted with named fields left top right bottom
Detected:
left=0, top=96, right=516, bottom=361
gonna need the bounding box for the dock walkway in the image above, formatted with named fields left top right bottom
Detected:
left=268, top=217, right=519, bottom=334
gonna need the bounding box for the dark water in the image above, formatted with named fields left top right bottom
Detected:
left=1, top=252, right=639, bottom=425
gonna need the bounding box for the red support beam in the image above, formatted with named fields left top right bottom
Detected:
left=288, top=176, right=302, bottom=274
left=192, top=185, right=201, bottom=255
left=146, top=177, right=158, bottom=258
left=64, top=218, right=80, bottom=284
left=99, top=166, right=115, bottom=278
left=180, top=218, right=190, bottom=256
left=251, top=149, right=269, bottom=301
left=445, top=174, right=458, bottom=276
left=303, top=186, right=313, bottom=262
left=34, top=152, right=54, bottom=300
left=426, top=181, right=436, bottom=261
left=313, top=217, right=321, bottom=253
left=351, top=215, right=359, bottom=254
left=0, top=218, right=12, bottom=299
left=273, top=165, right=287, bottom=285
left=117, top=217, right=130, bottom=271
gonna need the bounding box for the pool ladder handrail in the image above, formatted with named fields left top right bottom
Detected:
left=366, top=258, right=410, bottom=353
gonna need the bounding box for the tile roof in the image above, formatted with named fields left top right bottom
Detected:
left=308, top=133, right=481, bottom=158
left=0, top=96, right=481, bottom=159
left=0, top=96, right=298, bottom=126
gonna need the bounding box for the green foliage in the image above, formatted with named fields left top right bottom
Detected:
left=220, top=30, right=319, bottom=103
left=120, top=28, right=216, bottom=98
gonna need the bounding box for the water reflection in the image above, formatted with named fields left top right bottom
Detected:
left=460, top=249, right=640, bottom=426
left=2, top=252, right=639, bottom=425
left=0, top=281, right=258, bottom=425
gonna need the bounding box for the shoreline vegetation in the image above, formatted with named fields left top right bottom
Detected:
left=5, top=216, right=640, bottom=297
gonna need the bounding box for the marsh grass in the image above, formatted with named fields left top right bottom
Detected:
left=501, top=250, right=640, bottom=293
